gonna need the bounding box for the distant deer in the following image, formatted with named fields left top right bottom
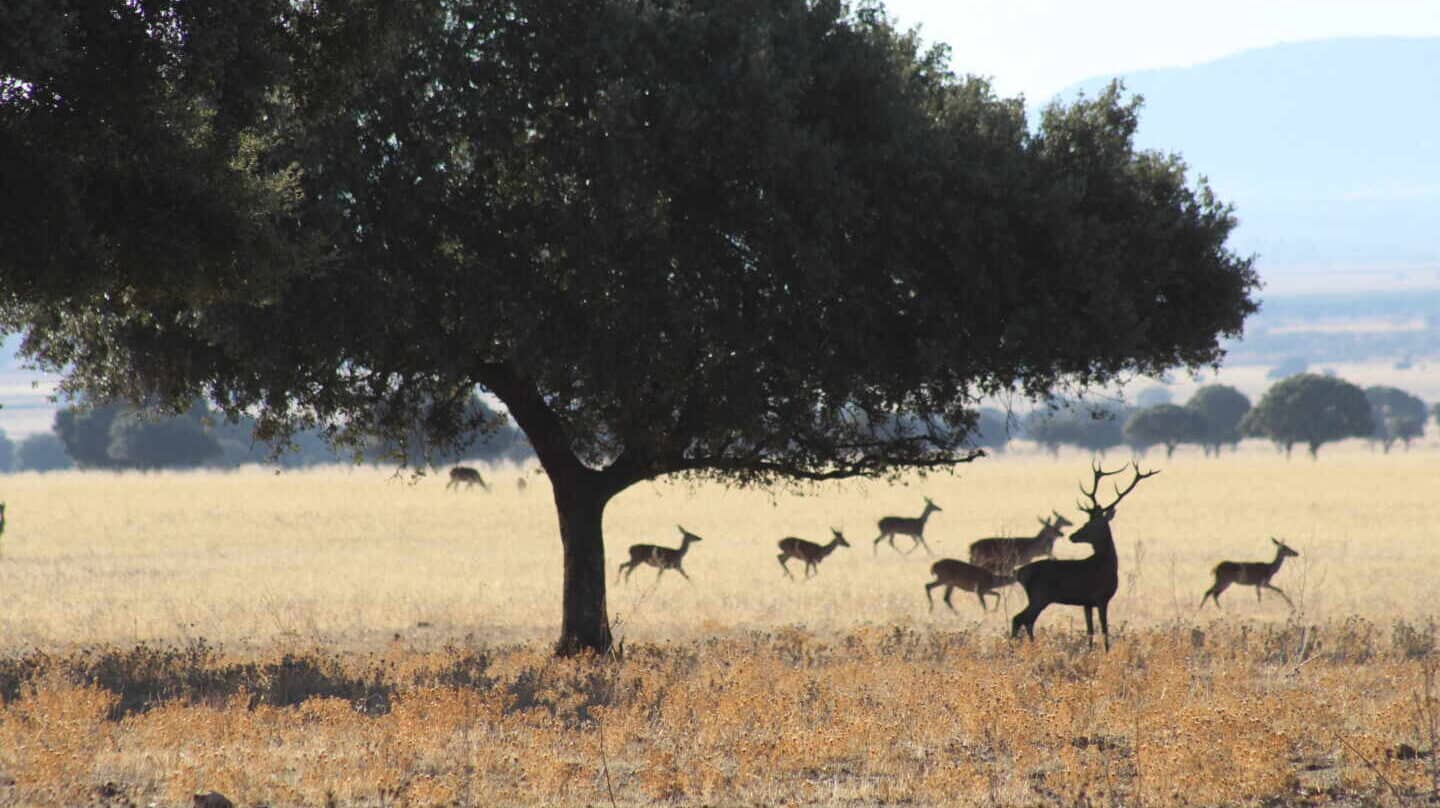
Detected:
left=617, top=525, right=704, bottom=583
left=873, top=497, right=943, bottom=556
left=516, top=476, right=528, bottom=493
left=0, top=502, right=6, bottom=558
left=968, top=510, right=1074, bottom=572
left=446, top=466, right=489, bottom=491
left=1200, top=538, right=1300, bottom=609
left=1012, top=463, right=1159, bottom=651
left=925, top=558, right=1016, bottom=612
left=779, top=529, right=850, bottom=580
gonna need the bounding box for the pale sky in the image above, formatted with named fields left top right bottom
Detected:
left=882, top=0, right=1440, bottom=102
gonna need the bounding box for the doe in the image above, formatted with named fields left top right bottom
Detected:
left=873, top=497, right=943, bottom=556
left=617, top=525, right=704, bottom=583
left=446, top=466, right=489, bottom=491
left=1200, top=538, right=1300, bottom=609
left=925, top=558, right=1016, bottom=612
left=779, top=529, right=850, bottom=580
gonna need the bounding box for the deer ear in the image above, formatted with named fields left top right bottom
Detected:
left=1271, top=537, right=1280, bottom=546
left=1103, top=507, right=1116, bottom=522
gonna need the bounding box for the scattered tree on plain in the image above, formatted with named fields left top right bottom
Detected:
left=15, top=434, right=72, bottom=472
left=1363, top=385, right=1426, bottom=452
left=0, top=1, right=1257, bottom=654
left=1024, top=403, right=1131, bottom=456
left=1122, top=404, right=1208, bottom=458
left=1241, top=374, right=1373, bottom=459
left=1185, top=384, right=1251, bottom=455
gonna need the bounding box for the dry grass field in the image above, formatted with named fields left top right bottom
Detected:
left=0, top=443, right=1438, bottom=805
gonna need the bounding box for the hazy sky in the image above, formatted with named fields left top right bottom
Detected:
left=882, top=0, right=1440, bottom=102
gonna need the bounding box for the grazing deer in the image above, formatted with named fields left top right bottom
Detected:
left=617, top=525, right=704, bottom=583
left=872, top=497, right=943, bottom=556
left=1011, top=463, right=1159, bottom=651
left=1200, top=538, right=1300, bottom=609
left=778, top=529, right=850, bottom=580
left=968, top=510, right=1074, bottom=572
left=446, top=466, right=489, bottom=491
left=925, top=559, right=1016, bottom=612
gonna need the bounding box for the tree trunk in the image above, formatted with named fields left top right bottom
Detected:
left=550, top=473, right=615, bottom=657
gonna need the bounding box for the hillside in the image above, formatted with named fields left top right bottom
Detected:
left=1059, top=37, right=1440, bottom=276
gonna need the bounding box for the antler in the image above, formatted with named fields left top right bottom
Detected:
left=1077, top=462, right=1128, bottom=512
left=1078, top=462, right=1159, bottom=513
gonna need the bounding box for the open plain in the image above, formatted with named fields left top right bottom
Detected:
left=0, top=443, right=1438, bottom=805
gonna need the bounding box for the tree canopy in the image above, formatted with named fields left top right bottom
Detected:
left=1185, top=384, right=1251, bottom=455
left=1023, top=402, right=1131, bottom=456
left=1242, top=374, right=1372, bottom=459
left=1363, top=385, right=1426, bottom=452
left=1123, top=403, right=1207, bottom=458
left=0, top=0, right=1258, bottom=654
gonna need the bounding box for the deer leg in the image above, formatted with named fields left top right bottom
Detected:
left=1098, top=604, right=1111, bottom=652
left=872, top=532, right=889, bottom=556
left=909, top=535, right=933, bottom=556
left=619, top=561, right=637, bottom=583
left=1084, top=606, right=1095, bottom=645
left=778, top=554, right=794, bottom=580
left=1264, top=583, right=1294, bottom=607
left=925, top=581, right=940, bottom=611
left=975, top=589, right=988, bottom=611
left=677, top=567, right=692, bottom=582
left=1255, top=585, right=1263, bottom=602
left=1012, top=605, right=1040, bottom=641
left=1202, top=580, right=1230, bottom=608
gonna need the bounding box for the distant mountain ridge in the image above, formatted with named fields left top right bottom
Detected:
left=1057, top=37, right=1440, bottom=275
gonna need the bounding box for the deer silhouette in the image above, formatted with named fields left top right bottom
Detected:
left=617, top=525, right=704, bottom=583
left=779, top=529, right=850, bottom=580
left=1011, top=463, right=1158, bottom=651
left=873, top=498, right=943, bottom=556
left=925, top=558, right=1016, bottom=612
left=1200, top=538, right=1300, bottom=609
left=968, top=511, right=1073, bottom=573
left=446, top=466, right=489, bottom=491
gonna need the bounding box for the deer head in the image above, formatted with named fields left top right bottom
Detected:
left=924, top=497, right=942, bottom=512
left=831, top=528, right=850, bottom=548
left=1272, top=537, right=1298, bottom=558
left=1070, top=462, right=1159, bottom=546
left=677, top=525, right=703, bottom=545
left=1051, top=510, right=1074, bottom=530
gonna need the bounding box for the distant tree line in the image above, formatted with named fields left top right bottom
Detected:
left=3, top=374, right=1430, bottom=472
left=0, top=397, right=531, bottom=473
left=995, top=374, right=1429, bottom=460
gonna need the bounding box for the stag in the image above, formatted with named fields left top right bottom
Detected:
left=1011, top=463, right=1158, bottom=650
left=1200, top=538, right=1300, bottom=609
left=617, top=525, right=704, bottom=583
left=778, top=529, right=850, bottom=580
left=925, top=559, right=1016, bottom=612
left=968, top=511, right=1074, bottom=572
left=446, top=466, right=489, bottom=491
left=872, top=497, right=943, bottom=556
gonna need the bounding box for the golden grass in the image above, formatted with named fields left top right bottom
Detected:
left=0, top=444, right=1438, bottom=805
left=1, top=443, right=1436, bottom=649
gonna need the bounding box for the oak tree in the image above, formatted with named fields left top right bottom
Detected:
left=0, top=0, right=1258, bottom=654
left=1242, top=374, right=1372, bottom=459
